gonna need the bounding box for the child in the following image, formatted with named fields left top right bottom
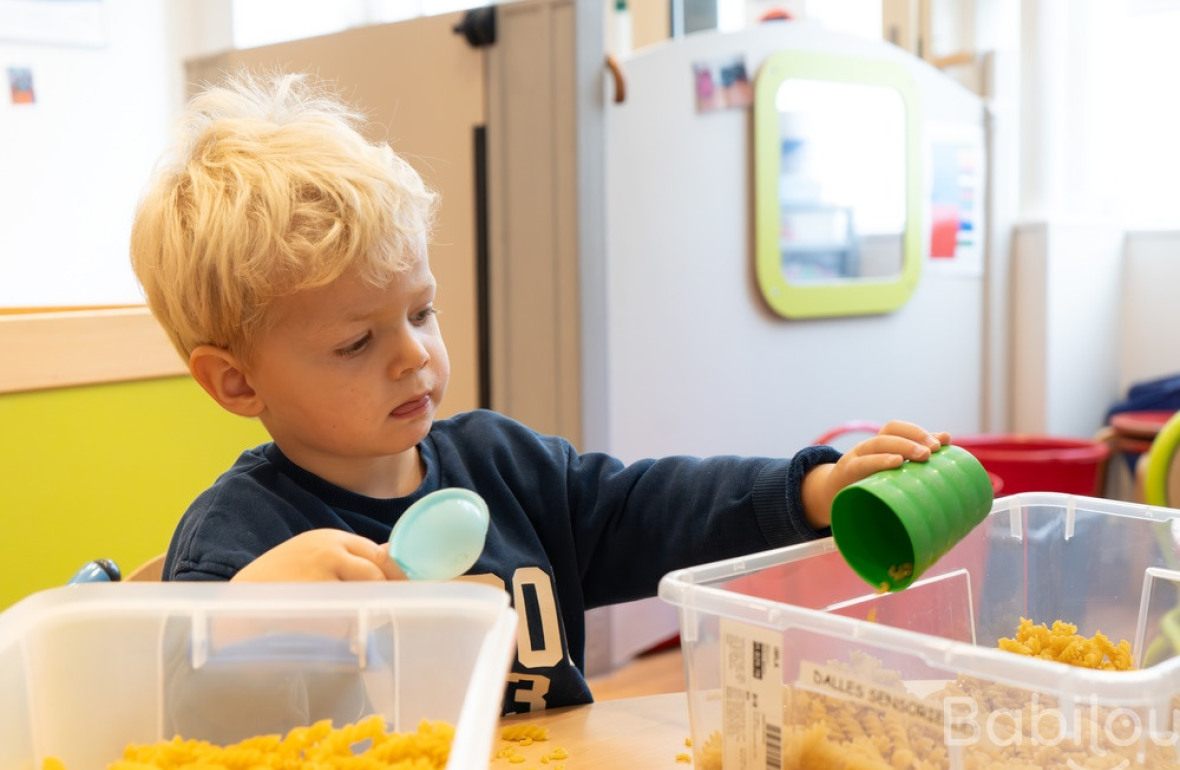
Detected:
left=130, top=73, right=949, bottom=714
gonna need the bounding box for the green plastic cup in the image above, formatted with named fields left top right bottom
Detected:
left=830, top=444, right=994, bottom=591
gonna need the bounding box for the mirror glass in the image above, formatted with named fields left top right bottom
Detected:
left=753, top=51, right=920, bottom=319
left=775, top=79, right=906, bottom=283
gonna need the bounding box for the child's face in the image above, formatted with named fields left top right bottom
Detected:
left=244, top=256, right=449, bottom=474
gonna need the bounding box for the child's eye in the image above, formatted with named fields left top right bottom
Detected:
left=335, top=332, right=372, bottom=357
left=411, top=306, right=438, bottom=326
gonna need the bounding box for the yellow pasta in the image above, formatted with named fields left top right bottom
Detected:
left=494, top=745, right=526, bottom=764
left=500, top=723, right=550, bottom=742
left=492, top=725, right=573, bottom=766
left=998, top=617, right=1133, bottom=671
left=44, top=716, right=454, bottom=770
left=699, top=731, right=722, bottom=770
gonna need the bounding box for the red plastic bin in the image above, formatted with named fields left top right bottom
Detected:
left=951, top=434, right=1109, bottom=496
left=812, top=423, right=1110, bottom=497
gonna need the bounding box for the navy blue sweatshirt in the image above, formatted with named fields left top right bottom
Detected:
left=163, top=409, right=839, bottom=713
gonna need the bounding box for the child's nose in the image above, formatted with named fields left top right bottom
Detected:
left=389, top=332, right=430, bottom=378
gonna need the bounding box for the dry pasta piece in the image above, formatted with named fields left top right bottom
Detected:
left=496, top=742, right=531, bottom=757
left=500, top=723, right=549, bottom=742
left=698, top=731, right=722, bottom=770
left=675, top=751, right=692, bottom=763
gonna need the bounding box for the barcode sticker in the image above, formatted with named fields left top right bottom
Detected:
left=720, top=618, right=783, bottom=770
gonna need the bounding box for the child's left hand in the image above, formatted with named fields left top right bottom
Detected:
left=801, top=420, right=951, bottom=529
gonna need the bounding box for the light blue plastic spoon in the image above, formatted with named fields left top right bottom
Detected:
left=388, top=488, right=490, bottom=580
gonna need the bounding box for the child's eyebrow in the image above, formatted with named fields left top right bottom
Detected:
left=340, top=309, right=379, bottom=323
left=338, top=281, right=436, bottom=323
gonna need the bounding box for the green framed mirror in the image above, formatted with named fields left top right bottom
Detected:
left=754, top=51, right=921, bottom=318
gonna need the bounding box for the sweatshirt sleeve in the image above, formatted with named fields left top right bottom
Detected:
left=563, top=443, right=842, bottom=608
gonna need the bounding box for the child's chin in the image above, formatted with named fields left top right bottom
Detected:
left=392, top=415, right=433, bottom=443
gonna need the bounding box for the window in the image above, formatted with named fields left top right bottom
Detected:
left=232, top=0, right=492, bottom=49
left=1107, top=5, right=1180, bottom=227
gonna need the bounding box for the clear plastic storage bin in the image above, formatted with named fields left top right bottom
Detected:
left=0, top=582, right=516, bottom=770
left=660, top=493, right=1180, bottom=769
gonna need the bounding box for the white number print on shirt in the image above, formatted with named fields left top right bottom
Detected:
left=463, top=566, right=563, bottom=711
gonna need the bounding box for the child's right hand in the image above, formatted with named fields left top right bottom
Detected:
left=231, top=529, right=405, bottom=582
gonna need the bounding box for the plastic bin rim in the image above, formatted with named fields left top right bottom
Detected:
left=659, top=492, right=1180, bottom=592
left=659, top=570, right=1180, bottom=704
left=0, top=581, right=513, bottom=651
left=658, top=492, right=1180, bottom=703
left=658, top=491, right=1180, bottom=590
left=954, top=435, right=1110, bottom=462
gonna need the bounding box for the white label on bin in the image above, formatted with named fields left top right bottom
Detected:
left=720, top=618, right=783, bottom=770
left=795, top=660, right=944, bottom=728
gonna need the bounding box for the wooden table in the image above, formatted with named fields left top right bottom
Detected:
left=497, top=692, right=693, bottom=768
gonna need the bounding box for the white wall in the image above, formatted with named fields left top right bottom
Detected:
left=0, top=0, right=231, bottom=307
left=601, top=23, right=987, bottom=464
left=1120, top=231, right=1180, bottom=393
left=1009, top=222, right=1123, bottom=437
left=977, top=0, right=1020, bottom=433
left=1002, top=1, right=1180, bottom=434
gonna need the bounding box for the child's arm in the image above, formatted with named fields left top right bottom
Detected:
left=231, top=529, right=405, bottom=582
left=800, top=420, right=950, bottom=528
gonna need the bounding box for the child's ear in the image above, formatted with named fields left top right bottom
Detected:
left=188, top=345, right=264, bottom=418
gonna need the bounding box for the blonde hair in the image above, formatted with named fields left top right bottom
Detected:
left=130, top=72, right=437, bottom=359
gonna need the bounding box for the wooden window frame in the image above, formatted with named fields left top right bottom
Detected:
left=0, top=307, right=186, bottom=394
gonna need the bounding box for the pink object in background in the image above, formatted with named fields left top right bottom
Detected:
left=930, top=202, right=959, bottom=258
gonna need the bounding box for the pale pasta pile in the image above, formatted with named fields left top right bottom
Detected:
left=692, top=619, right=1154, bottom=770
left=929, top=676, right=1180, bottom=770
left=777, top=692, right=947, bottom=770
left=997, top=617, right=1133, bottom=671
left=42, top=716, right=453, bottom=770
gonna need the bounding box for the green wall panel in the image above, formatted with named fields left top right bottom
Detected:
left=0, top=377, right=268, bottom=608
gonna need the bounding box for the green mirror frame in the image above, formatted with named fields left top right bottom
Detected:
left=754, top=50, right=922, bottom=319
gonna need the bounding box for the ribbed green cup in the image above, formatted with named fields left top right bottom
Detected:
left=830, top=444, right=994, bottom=591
